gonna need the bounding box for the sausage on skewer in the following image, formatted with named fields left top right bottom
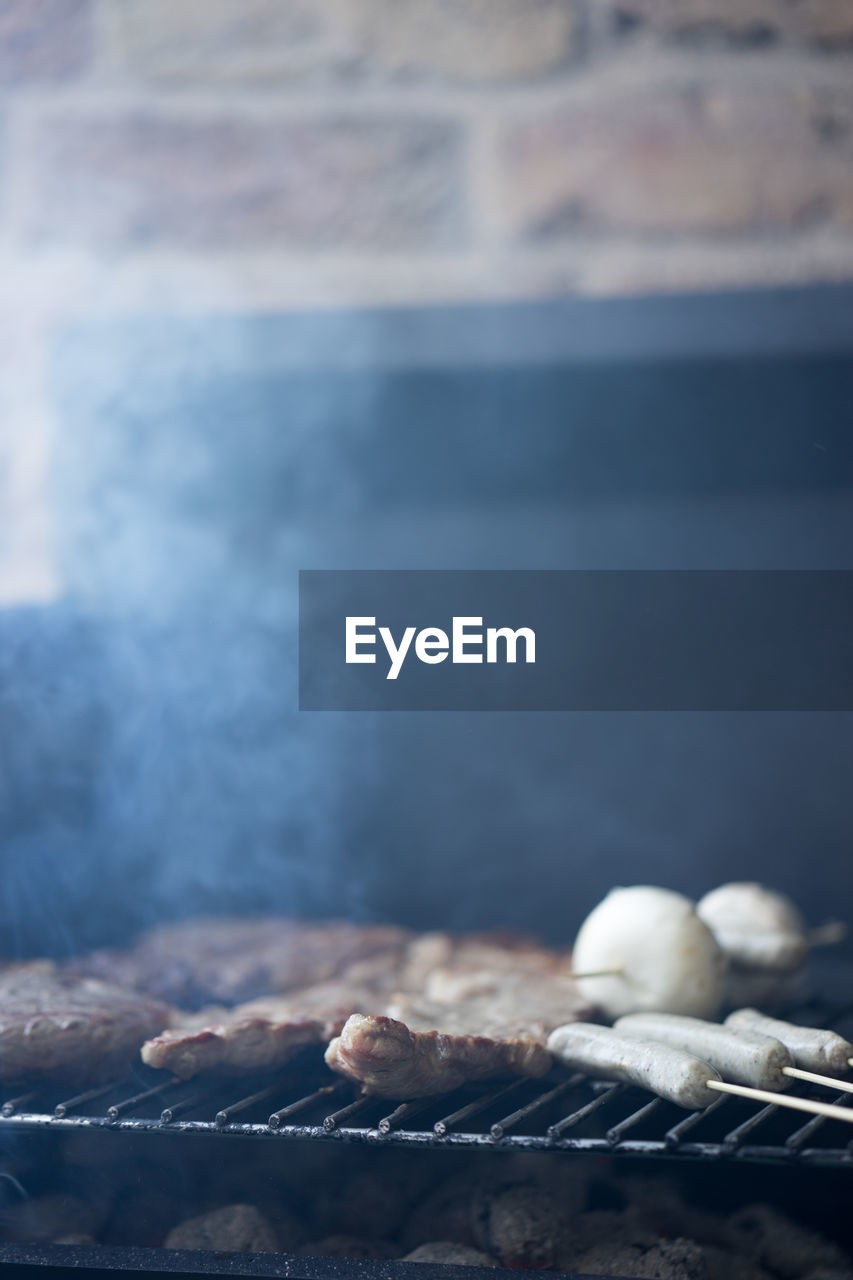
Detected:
left=613, top=1012, right=793, bottom=1090
left=546, top=1023, right=722, bottom=1109
left=724, top=1008, right=853, bottom=1076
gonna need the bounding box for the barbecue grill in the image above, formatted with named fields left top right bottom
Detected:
left=3, top=284, right=853, bottom=1278
left=2, top=964, right=853, bottom=1277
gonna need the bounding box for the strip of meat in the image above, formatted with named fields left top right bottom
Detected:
left=70, top=919, right=411, bottom=1008
left=325, top=1014, right=551, bottom=1098
left=142, top=1009, right=325, bottom=1079
left=141, top=978, right=383, bottom=1079
left=0, top=963, right=171, bottom=1083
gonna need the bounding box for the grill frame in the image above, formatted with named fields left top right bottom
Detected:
left=0, top=1241, right=542, bottom=1279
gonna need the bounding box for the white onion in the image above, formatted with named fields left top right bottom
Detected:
left=572, top=886, right=726, bottom=1021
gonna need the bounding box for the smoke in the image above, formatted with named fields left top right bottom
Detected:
left=1, top=308, right=852, bottom=956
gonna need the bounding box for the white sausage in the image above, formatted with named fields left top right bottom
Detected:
left=697, top=883, right=808, bottom=972
left=614, top=1012, right=793, bottom=1091
left=572, top=887, right=726, bottom=1021
left=547, top=1022, right=722, bottom=1110
left=725, top=1008, right=853, bottom=1076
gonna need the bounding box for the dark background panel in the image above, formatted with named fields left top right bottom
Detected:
left=0, top=289, right=851, bottom=956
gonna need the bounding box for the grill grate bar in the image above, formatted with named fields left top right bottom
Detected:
left=54, top=1080, right=120, bottom=1118
left=547, top=1082, right=625, bottom=1141
left=107, top=1076, right=182, bottom=1121
left=324, top=1093, right=373, bottom=1132
left=664, top=1096, right=727, bottom=1147
left=270, top=1082, right=345, bottom=1129
left=607, top=1097, right=664, bottom=1146
left=378, top=1097, right=441, bottom=1135
left=161, top=1092, right=208, bottom=1124
left=723, top=1101, right=780, bottom=1150
left=216, top=1082, right=285, bottom=1127
left=1, top=1091, right=38, bottom=1117
left=433, top=1080, right=527, bottom=1136
left=490, top=1076, right=582, bottom=1140
left=786, top=1092, right=853, bottom=1152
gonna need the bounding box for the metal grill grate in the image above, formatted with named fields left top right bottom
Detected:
left=4, top=1057, right=853, bottom=1168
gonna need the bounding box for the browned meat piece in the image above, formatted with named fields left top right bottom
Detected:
left=324, top=948, right=591, bottom=1098
left=396, top=932, right=566, bottom=996
left=0, top=963, right=171, bottom=1083
left=388, top=970, right=593, bottom=1043
left=141, top=977, right=384, bottom=1079
left=71, top=919, right=410, bottom=1008
left=325, top=1014, right=551, bottom=1098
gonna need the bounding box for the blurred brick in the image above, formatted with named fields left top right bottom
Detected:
left=609, top=0, right=853, bottom=46
left=104, top=0, right=580, bottom=85
left=25, top=115, right=465, bottom=249
left=346, top=0, right=580, bottom=81
left=819, top=94, right=853, bottom=224
left=0, top=0, right=92, bottom=83
left=498, top=86, right=852, bottom=239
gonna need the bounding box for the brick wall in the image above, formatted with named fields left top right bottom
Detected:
left=1, top=0, right=853, bottom=597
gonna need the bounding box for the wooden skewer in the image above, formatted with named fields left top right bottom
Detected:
left=782, top=1065, right=853, bottom=1094
left=565, top=968, right=624, bottom=980
left=706, top=1078, right=853, bottom=1123
left=807, top=921, right=847, bottom=947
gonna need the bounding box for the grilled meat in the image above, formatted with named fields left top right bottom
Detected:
left=389, top=970, right=592, bottom=1042
left=71, top=919, right=410, bottom=1008
left=0, top=962, right=171, bottom=1083
left=325, top=1013, right=552, bottom=1098
left=141, top=977, right=384, bottom=1079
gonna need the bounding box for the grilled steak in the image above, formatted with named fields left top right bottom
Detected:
left=324, top=958, right=593, bottom=1098
left=140, top=931, right=589, bottom=1087
left=396, top=933, right=566, bottom=996
left=325, top=1014, right=552, bottom=1098
left=141, top=978, right=384, bottom=1079
left=387, top=971, right=594, bottom=1043
left=0, top=963, right=171, bottom=1083
left=71, top=919, right=410, bottom=1008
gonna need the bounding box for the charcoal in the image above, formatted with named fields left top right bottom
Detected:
left=0, top=1193, right=106, bottom=1243
left=299, top=1235, right=400, bottom=1259
left=403, top=1241, right=498, bottom=1266
left=572, top=1236, right=709, bottom=1279
left=401, top=1169, right=483, bottom=1251
left=471, top=1181, right=566, bottom=1269
left=311, top=1168, right=420, bottom=1240
left=556, top=1208, right=659, bottom=1265
left=164, top=1203, right=278, bottom=1253
left=703, top=1245, right=774, bottom=1280
left=728, top=1204, right=851, bottom=1279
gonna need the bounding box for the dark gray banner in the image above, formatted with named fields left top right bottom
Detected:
left=298, top=570, right=853, bottom=711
